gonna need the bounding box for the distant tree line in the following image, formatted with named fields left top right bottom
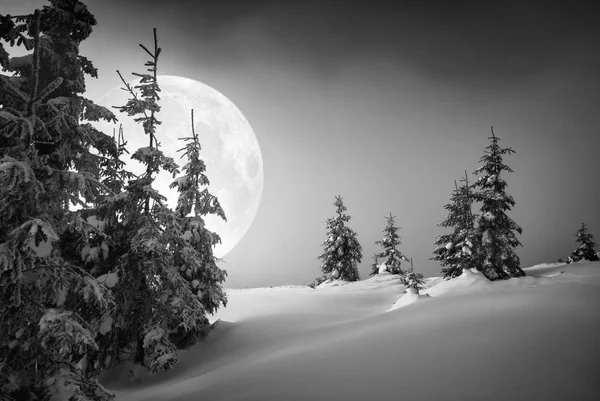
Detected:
left=315, top=127, right=598, bottom=291
left=315, top=195, right=424, bottom=293
left=315, top=127, right=524, bottom=288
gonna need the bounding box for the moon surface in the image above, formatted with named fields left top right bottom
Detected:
left=93, top=75, right=263, bottom=258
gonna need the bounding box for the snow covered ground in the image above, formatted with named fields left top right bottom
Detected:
left=101, top=261, right=600, bottom=401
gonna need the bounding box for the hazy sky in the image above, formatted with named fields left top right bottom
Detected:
left=4, top=0, right=600, bottom=287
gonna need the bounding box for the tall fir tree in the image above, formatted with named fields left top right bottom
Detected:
left=472, top=127, right=524, bottom=280
left=85, top=29, right=228, bottom=377
left=432, top=171, right=480, bottom=279
left=568, top=222, right=599, bottom=263
left=0, top=1, right=118, bottom=399
left=372, top=213, right=409, bottom=275
left=318, top=195, right=362, bottom=282
left=167, top=108, right=228, bottom=348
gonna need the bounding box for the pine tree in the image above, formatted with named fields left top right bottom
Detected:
left=402, top=271, right=426, bottom=294
left=395, top=258, right=425, bottom=293
left=318, top=195, right=362, bottom=282
left=0, top=2, right=117, bottom=399
left=85, top=29, right=228, bottom=377
left=167, top=108, right=228, bottom=348
left=472, top=127, right=524, bottom=280
left=372, top=213, right=409, bottom=275
left=568, top=223, right=599, bottom=263
left=432, top=171, right=480, bottom=279
left=370, top=253, right=379, bottom=276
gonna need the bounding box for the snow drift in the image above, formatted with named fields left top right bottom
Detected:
left=102, top=262, right=600, bottom=401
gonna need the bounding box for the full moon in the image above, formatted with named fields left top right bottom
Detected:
left=93, top=75, right=263, bottom=258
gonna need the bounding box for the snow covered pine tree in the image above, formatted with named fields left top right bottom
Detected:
left=0, top=2, right=119, bottom=400
left=432, top=171, right=480, bottom=279
left=318, top=195, right=362, bottom=282
left=567, top=223, right=599, bottom=263
left=167, top=108, right=228, bottom=349
left=402, top=270, right=426, bottom=294
left=472, top=127, right=524, bottom=280
left=372, top=213, right=409, bottom=275
left=86, top=28, right=227, bottom=378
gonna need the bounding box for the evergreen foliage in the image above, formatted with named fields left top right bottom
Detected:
left=0, top=1, right=117, bottom=399
left=167, top=109, right=228, bottom=348
left=402, top=271, right=426, bottom=293
left=0, top=2, right=228, bottom=398
left=432, top=171, right=479, bottom=279
left=84, top=29, right=228, bottom=376
left=370, top=253, right=379, bottom=276
left=472, top=127, right=524, bottom=280
left=372, top=213, right=408, bottom=275
left=568, top=223, right=599, bottom=263
left=318, top=195, right=362, bottom=282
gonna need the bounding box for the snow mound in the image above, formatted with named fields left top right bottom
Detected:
left=523, top=262, right=566, bottom=270
left=523, top=262, right=569, bottom=277
left=102, top=260, right=600, bottom=401
left=316, top=279, right=352, bottom=289
left=423, top=268, right=490, bottom=297
left=388, top=290, right=431, bottom=312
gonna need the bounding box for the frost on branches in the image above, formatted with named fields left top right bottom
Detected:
left=568, top=223, right=599, bottom=263
left=167, top=108, right=228, bottom=348
left=0, top=2, right=118, bottom=400
left=432, top=171, right=480, bottom=279
left=402, top=271, right=426, bottom=294
left=472, top=127, right=524, bottom=280
left=79, top=28, right=228, bottom=379
left=318, top=195, right=362, bottom=282
left=372, top=213, right=409, bottom=275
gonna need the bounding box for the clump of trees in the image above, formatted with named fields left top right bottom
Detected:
left=432, top=127, right=524, bottom=281
left=0, top=1, right=227, bottom=399
left=316, top=202, right=427, bottom=293
left=567, top=223, right=599, bottom=263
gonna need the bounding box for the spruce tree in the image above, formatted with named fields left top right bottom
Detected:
left=168, top=108, right=228, bottom=348
left=472, top=127, right=524, bottom=280
left=318, top=195, right=362, bottom=282
left=372, top=213, right=409, bottom=275
left=568, top=223, right=599, bottom=263
left=395, top=258, right=425, bottom=293
left=402, top=270, right=426, bottom=294
left=432, top=171, right=479, bottom=279
left=370, top=253, right=379, bottom=276
left=86, top=29, right=228, bottom=376
left=0, top=2, right=117, bottom=399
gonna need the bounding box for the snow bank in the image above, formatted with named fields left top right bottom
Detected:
left=522, top=261, right=568, bottom=277
left=422, top=268, right=491, bottom=297
left=104, top=261, right=600, bottom=401
left=315, top=279, right=351, bottom=289
left=387, top=289, right=430, bottom=312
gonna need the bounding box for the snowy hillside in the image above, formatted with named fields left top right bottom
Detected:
left=101, top=262, right=600, bottom=401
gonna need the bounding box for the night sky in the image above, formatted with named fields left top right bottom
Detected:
left=4, top=0, right=600, bottom=287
